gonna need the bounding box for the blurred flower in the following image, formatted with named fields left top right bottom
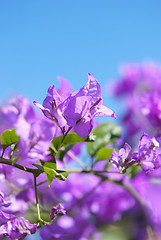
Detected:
left=39, top=172, right=134, bottom=239
left=1, top=96, right=57, bottom=167
left=141, top=91, right=161, bottom=128
left=111, top=62, right=161, bottom=146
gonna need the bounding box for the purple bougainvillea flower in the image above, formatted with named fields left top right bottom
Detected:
left=135, top=133, right=161, bottom=173
left=0, top=192, right=29, bottom=227
left=112, top=63, right=142, bottom=96
left=34, top=73, right=116, bottom=137
left=16, top=117, right=57, bottom=166
left=50, top=203, right=66, bottom=220
left=0, top=217, right=39, bottom=240
left=141, top=91, right=161, bottom=128
left=111, top=62, right=161, bottom=146
left=0, top=192, right=38, bottom=238
left=63, top=73, right=116, bottom=137
left=57, top=76, right=72, bottom=101
left=0, top=192, right=15, bottom=226
left=33, top=76, right=72, bottom=129
left=1, top=96, right=35, bottom=125
left=33, top=85, right=67, bottom=128
left=0, top=191, right=38, bottom=239
left=110, top=143, right=136, bottom=172
left=0, top=192, right=11, bottom=208
left=0, top=210, right=16, bottom=227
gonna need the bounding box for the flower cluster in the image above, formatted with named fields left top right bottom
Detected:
left=0, top=74, right=118, bottom=239
left=1, top=96, right=57, bottom=167
left=34, top=73, right=116, bottom=137
left=112, top=62, right=161, bottom=146
left=110, top=133, right=161, bottom=174
left=1, top=69, right=161, bottom=240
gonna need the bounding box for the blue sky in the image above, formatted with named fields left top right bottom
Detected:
left=1, top=0, right=161, bottom=119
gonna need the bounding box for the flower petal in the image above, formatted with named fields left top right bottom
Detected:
left=73, top=115, right=93, bottom=138
left=91, top=105, right=116, bottom=118
left=43, top=84, right=63, bottom=110
left=57, top=76, right=72, bottom=101
left=63, top=96, right=92, bottom=126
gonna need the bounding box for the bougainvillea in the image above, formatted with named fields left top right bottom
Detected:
left=1, top=70, right=161, bottom=240
left=112, top=62, right=161, bottom=146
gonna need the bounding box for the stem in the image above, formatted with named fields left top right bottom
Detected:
left=60, top=127, right=72, bottom=145
left=64, top=168, right=121, bottom=174
left=1, top=149, right=5, bottom=158
left=34, top=174, right=41, bottom=222
left=33, top=174, right=50, bottom=225
left=0, top=157, right=44, bottom=175
left=53, top=127, right=72, bottom=156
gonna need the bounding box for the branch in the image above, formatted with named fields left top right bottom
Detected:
left=0, top=157, right=44, bottom=176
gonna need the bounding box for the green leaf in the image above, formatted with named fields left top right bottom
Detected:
left=87, top=123, right=121, bottom=157
left=40, top=161, right=68, bottom=184
left=40, top=162, right=57, bottom=185
left=0, top=128, right=20, bottom=152
left=50, top=136, right=62, bottom=153
left=63, top=132, right=89, bottom=145
left=50, top=132, right=90, bottom=153
left=96, top=148, right=114, bottom=162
